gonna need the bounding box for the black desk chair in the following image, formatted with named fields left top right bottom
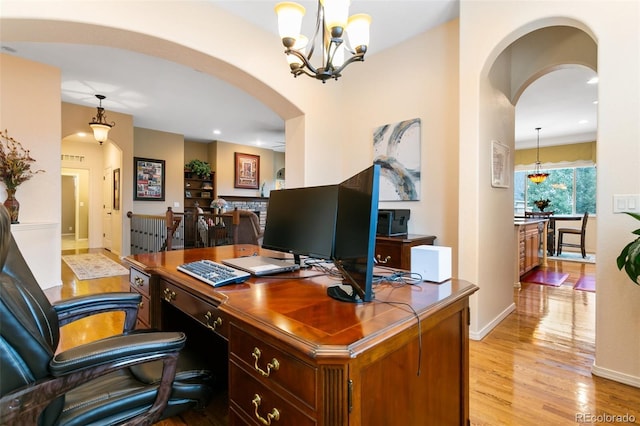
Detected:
left=557, top=212, right=590, bottom=258
left=0, top=205, right=214, bottom=425
left=524, top=211, right=555, bottom=256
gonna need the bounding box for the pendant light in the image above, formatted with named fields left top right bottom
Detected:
left=89, top=94, right=115, bottom=145
left=527, top=127, right=549, bottom=184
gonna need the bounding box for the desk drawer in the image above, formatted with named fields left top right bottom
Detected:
left=160, top=280, right=229, bottom=339
left=374, top=242, right=402, bottom=268
left=230, top=359, right=316, bottom=426
left=230, top=324, right=317, bottom=409
left=130, top=268, right=150, bottom=297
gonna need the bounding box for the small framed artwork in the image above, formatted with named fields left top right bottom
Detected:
left=234, top=152, right=260, bottom=189
left=113, top=168, right=120, bottom=210
left=134, top=157, right=165, bottom=201
left=491, top=140, right=510, bottom=188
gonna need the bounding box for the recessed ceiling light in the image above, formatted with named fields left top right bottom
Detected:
left=255, top=140, right=263, bottom=146
left=593, top=100, right=599, bottom=105
left=213, top=129, right=221, bottom=135
left=587, top=77, right=599, bottom=84
left=578, top=119, right=589, bottom=124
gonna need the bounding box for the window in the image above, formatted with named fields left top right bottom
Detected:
left=514, top=166, right=596, bottom=215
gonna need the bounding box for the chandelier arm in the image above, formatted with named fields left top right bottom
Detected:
left=286, top=49, right=321, bottom=75
left=332, top=53, right=365, bottom=75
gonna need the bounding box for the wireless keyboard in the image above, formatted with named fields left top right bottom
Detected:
left=177, top=259, right=250, bottom=287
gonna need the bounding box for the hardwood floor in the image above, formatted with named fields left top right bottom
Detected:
left=48, top=250, right=640, bottom=425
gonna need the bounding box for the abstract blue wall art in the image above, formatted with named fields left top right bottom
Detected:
left=373, top=118, right=421, bottom=201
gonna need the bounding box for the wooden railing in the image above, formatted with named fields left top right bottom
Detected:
left=128, top=208, right=240, bottom=254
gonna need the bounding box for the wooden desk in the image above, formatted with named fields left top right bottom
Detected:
left=125, top=245, right=477, bottom=426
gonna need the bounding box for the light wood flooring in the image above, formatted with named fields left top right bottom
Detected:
left=49, top=249, right=640, bottom=425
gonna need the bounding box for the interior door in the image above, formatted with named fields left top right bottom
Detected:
left=103, top=167, right=113, bottom=250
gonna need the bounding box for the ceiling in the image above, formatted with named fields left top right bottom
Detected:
left=0, top=1, right=597, bottom=152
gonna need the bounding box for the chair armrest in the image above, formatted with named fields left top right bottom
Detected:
left=50, top=331, right=185, bottom=376
left=52, top=292, right=141, bottom=331
left=1, top=331, right=185, bottom=425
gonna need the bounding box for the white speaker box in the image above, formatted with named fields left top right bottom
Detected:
left=411, top=245, right=452, bottom=283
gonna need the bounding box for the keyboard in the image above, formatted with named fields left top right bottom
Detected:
left=177, top=259, right=250, bottom=287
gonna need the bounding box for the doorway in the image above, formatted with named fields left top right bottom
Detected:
left=61, top=169, right=89, bottom=251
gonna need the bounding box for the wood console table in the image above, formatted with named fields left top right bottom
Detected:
left=125, top=245, right=477, bottom=425
left=375, top=234, right=436, bottom=270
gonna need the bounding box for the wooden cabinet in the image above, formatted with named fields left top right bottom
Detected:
left=375, top=234, right=436, bottom=270
left=518, top=222, right=541, bottom=277
left=184, top=171, right=215, bottom=213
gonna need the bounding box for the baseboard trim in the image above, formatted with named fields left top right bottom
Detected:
left=591, top=363, right=640, bottom=388
left=469, top=302, right=516, bottom=341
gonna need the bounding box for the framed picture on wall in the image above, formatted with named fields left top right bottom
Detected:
left=491, top=140, right=510, bottom=188
left=134, top=157, right=165, bottom=200
left=234, top=152, right=260, bottom=189
left=113, top=168, right=120, bottom=210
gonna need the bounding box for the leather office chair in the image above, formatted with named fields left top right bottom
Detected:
left=524, top=210, right=555, bottom=255
left=557, top=211, right=589, bottom=258
left=224, top=209, right=263, bottom=246
left=0, top=205, right=214, bottom=425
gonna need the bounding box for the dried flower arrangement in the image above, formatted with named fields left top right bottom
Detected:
left=0, top=129, right=44, bottom=191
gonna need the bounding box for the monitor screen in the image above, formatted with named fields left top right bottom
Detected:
left=262, top=185, right=339, bottom=263
left=330, top=164, right=380, bottom=303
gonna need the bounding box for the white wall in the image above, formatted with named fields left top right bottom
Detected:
left=459, top=0, right=640, bottom=386
left=0, top=53, right=61, bottom=288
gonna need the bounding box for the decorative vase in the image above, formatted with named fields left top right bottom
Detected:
left=4, top=188, right=20, bottom=224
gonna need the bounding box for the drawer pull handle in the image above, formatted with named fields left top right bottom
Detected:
left=376, top=254, right=391, bottom=264
left=204, top=311, right=222, bottom=330
left=134, top=276, right=145, bottom=286
left=162, top=288, right=176, bottom=303
left=252, top=347, right=280, bottom=377
left=138, top=301, right=144, bottom=309
left=252, top=394, right=280, bottom=425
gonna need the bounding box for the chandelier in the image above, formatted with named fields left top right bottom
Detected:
left=527, top=127, right=549, bottom=184
left=275, top=1, right=371, bottom=82
left=89, top=94, right=115, bottom=145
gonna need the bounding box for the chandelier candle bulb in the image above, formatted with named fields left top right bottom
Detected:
left=275, top=2, right=305, bottom=46
left=346, top=13, right=371, bottom=52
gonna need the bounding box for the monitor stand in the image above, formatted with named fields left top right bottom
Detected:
left=327, top=284, right=364, bottom=303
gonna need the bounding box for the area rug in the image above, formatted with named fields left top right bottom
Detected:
left=62, top=253, right=129, bottom=280
left=574, top=276, right=596, bottom=292
left=548, top=252, right=596, bottom=264
left=521, top=269, right=570, bottom=287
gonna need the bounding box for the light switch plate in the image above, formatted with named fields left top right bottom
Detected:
left=613, top=194, right=640, bottom=213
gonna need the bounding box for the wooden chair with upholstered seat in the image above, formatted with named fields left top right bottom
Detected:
left=556, top=212, right=589, bottom=258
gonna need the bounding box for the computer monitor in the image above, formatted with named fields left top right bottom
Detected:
left=329, top=164, right=380, bottom=303
left=262, top=185, right=339, bottom=264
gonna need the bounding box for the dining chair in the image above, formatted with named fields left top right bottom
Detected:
left=557, top=212, right=589, bottom=258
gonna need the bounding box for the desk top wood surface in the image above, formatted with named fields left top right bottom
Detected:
left=126, top=245, right=477, bottom=359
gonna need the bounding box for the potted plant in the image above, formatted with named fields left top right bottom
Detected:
left=533, top=199, right=550, bottom=211
left=617, top=212, right=640, bottom=285
left=0, top=129, right=45, bottom=223
left=185, top=159, right=211, bottom=179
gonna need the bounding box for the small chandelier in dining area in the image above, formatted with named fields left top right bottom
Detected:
left=89, top=94, right=115, bottom=145
left=274, top=0, right=371, bottom=83
left=527, top=127, right=549, bottom=184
